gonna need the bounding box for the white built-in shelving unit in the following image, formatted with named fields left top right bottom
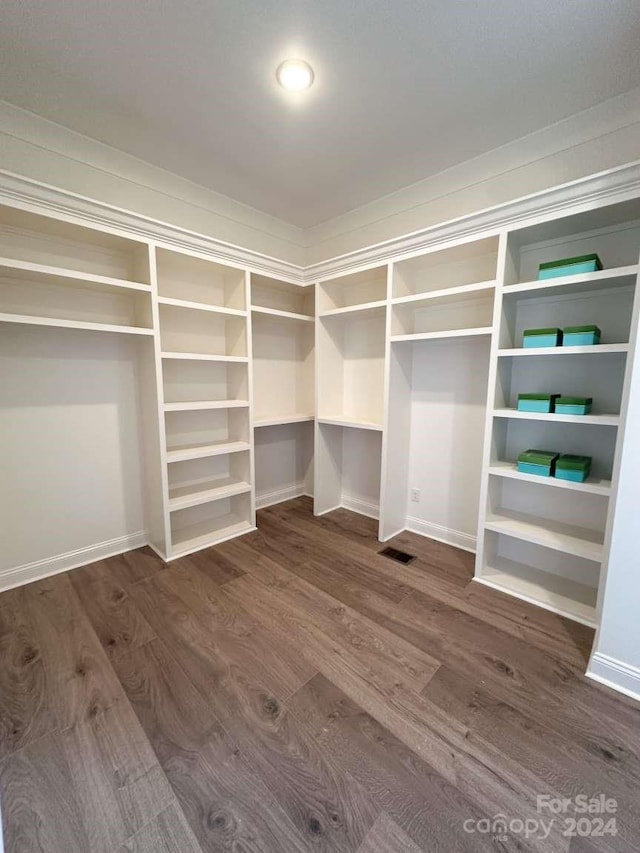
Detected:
left=250, top=274, right=315, bottom=507
left=154, top=248, right=256, bottom=558
left=3, top=169, right=640, bottom=644
left=475, top=200, right=640, bottom=626
left=315, top=266, right=388, bottom=517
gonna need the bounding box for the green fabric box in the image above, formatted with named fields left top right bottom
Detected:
left=522, top=328, right=563, bottom=348
left=562, top=325, right=601, bottom=347
left=517, top=449, right=559, bottom=477
left=538, top=253, right=603, bottom=280
left=555, top=396, right=593, bottom=416
left=555, top=454, right=592, bottom=483
left=517, top=393, right=560, bottom=413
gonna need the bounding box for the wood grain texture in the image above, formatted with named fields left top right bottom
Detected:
left=117, top=803, right=203, bottom=853
left=357, top=813, right=424, bottom=853
left=1, top=497, right=639, bottom=853
left=70, top=560, right=157, bottom=659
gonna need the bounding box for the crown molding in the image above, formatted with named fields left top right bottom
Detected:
left=1, top=161, right=640, bottom=286
left=0, top=169, right=307, bottom=284
left=304, top=159, right=640, bottom=281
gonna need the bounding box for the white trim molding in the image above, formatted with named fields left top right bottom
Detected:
left=255, top=483, right=310, bottom=509
left=0, top=531, right=147, bottom=592
left=0, top=169, right=307, bottom=284
left=2, top=160, right=640, bottom=286
left=306, top=160, right=640, bottom=281
left=587, top=653, right=640, bottom=702
left=405, top=517, right=477, bottom=554
left=341, top=495, right=380, bottom=520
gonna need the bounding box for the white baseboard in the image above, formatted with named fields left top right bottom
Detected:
left=256, top=483, right=308, bottom=509
left=586, top=652, right=640, bottom=703
left=405, top=516, right=477, bottom=553
left=0, top=531, right=147, bottom=592
left=341, top=495, right=380, bottom=520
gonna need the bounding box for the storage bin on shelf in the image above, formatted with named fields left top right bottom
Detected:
left=562, top=325, right=601, bottom=347
left=537, top=253, right=602, bottom=280
left=517, top=393, right=560, bottom=414
left=554, top=396, right=593, bottom=416
left=555, top=454, right=592, bottom=483
left=516, top=449, right=559, bottom=477
left=522, top=328, right=563, bottom=348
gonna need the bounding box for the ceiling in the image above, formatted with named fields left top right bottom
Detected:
left=1, top=1, right=639, bottom=228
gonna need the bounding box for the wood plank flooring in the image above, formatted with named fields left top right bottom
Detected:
left=1, top=497, right=639, bottom=852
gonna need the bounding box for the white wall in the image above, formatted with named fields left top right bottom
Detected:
left=254, top=422, right=314, bottom=507
left=0, top=325, right=146, bottom=583
left=406, top=337, right=491, bottom=550
left=588, top=328, right=640, bottom=699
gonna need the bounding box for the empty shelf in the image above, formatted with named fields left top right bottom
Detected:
left=161, top=351, right=248, bottom=363
left=171, top=514, right=255, bottom=558
left=166, top=440, right=250, bottom=463
left=0, top=256, right=150, bottom=293
left=392, top=280, right=496, bottom=306
left=478, top=558, right=598, bottom=627
left=254, top=414, right=315, bottom=427
left=168, top=476, right=252, bottom=512
left=0, top=313, right=154, bottom=336
left=251, top=305, right=314, bottom=322
left=320, top=300, right=387, bottom=318
left=391, top=327, right=492, bottom=343
left=318, top=416, right=383, bottom=431
left=485, top=509, right=604, bottom=562
left=163, top=400, right=250, bottom=412
left=158, top=296, right=246, bottom=316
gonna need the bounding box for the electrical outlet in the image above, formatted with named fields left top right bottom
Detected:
left=410, top=488, right=421, bottom=502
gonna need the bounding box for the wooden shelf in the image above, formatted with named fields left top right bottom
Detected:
left=166, top=440, right=251, bottom=464
left=171, top=514, right=255, bottom=558
left=391, top=327, right=493, bottom=343
left=504, top=265, right=638, bottom=298
left=392, top=280, right=496, bottom=306
left=158, top=296, right=246, bottom=317
left=0, top=312, right=154, bottom=336
left=488, top=462, right=612, bottom=496
left=319, top=300, right=387, bottom=318
left=163, top=400, right=249, bottom=413
left=0, top=256, right=151, bottom=293
left=254, top=414, right=314, bottom=427
left=168, top=477, right=252, bottom=512
left=318, top=416, right=383, bottom=432
left=251, top=306, right=313, bottom=323
left=498, top=344, right=629, bottom=357
left=493, top=408, right=620, bottom=427
left=477, top=559, right=598, bottom=627
left=161, top=351, right=248, bottom=363
left=485, top=509, right=604, bottom=562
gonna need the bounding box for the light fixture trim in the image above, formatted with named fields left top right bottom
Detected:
left=276, top=59, right=315, bottom=91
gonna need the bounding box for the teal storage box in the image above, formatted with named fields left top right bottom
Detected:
left=522, top=328, right=563, bottom=348
left=517, top=393, right=560, bottom=413
left=562, top=325, right=601, bottom=347
left=538, top=253, right=602, bottom=280
left=555, top=454, right=592, bottom=483
left=517, top=449, right=559, bottom=477
left=555, top=396, right=593, bottom=416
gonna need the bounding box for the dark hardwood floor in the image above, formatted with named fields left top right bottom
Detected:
left=1, top=497, right=639, bottom=852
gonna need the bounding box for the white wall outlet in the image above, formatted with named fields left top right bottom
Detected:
left=410, top=488, right=421, bottom=502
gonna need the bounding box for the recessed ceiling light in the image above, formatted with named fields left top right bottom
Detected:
left=276, top=59, right=314, bottom=91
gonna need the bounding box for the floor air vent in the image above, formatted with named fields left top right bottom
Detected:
left=379, top=546, right=416, bottom=565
